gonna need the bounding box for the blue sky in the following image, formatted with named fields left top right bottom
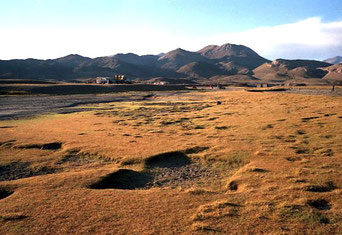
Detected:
left=1, top=0, right=342, bottom=60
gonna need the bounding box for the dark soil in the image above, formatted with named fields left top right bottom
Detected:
left=146, top=163, right=220, bottom=188
left=90, top=147, right=219, bottom=190
left=247, top=88, right=288, bottom=92
left=0, top=161, right=56, bottom=181
left=90, top=149, right=221, bottom=190
left=90, top=162, right=221, bottom=190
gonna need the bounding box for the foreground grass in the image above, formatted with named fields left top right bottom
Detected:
left=0, top=88, right=342, bottom=234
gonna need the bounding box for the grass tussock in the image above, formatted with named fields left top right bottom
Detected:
left=192, top=199, right=241, bottom=222
left=280, top=205, right=330, bottom=224
left=185, top=188, right=217, bottom=195
left=0, top=213, right=27, bottom=221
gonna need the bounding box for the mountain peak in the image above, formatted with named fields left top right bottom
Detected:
left=56, top=54, right=91, bottom=62
left=324, top=56, right=342, bottom=65
left=158, top=48, right=210, bottom=70
left=58, top=54, right=87, bottom=59
left=198, top=43, right=260, bottom=59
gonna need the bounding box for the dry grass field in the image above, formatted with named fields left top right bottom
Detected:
left=0, top=87, right=342, bottom=234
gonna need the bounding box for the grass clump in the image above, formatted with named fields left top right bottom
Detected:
left=204, top=152, right=250, bottom=173
left=120, top=157, right=142, bottom=166
left=226, top=152, right=250, bottom=169
left=185, top=188, right=216, bottom=195
left=280, top=205, right=330, bottom=224
left=262, top=124, right=274, bottom=130
left=191, top=222, right=215, bottom=232
left=0, top=213, right=27, bottom=221
left=296, top=130, right=306, bottom=135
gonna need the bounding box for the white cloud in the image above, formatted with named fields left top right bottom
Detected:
left=0, top=25, right=193, bottom=59
left=0, top=17, right=341, bottom=60
left=200, top=17, right=342, bottom=60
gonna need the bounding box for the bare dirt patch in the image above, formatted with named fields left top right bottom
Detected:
left=90, top=148, right=222, bottom=190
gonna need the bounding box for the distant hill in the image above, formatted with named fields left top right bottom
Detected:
left=253, top=59, right=331, bottom=82
left=177, top=61, right=230, bottom=79
left=324, top=56, right=342, bottom=65
left=198, top=43, right=269, bottom=69
left=322, top=63, right=342, bottom=81
left=55, top=54, right=92, bottom=66
left=157, top=48, right=212, bottom=70
left=112, top=53, right=159, bottom=66
left=0, top=43, right=337, bottom=84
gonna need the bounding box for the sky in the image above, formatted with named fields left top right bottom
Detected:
left=1, top=0, right=342, bottom=60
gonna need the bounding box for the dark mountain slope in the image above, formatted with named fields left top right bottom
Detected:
left=177, top=61, right=230, bottom=78
left=198, top=43, right=269, bottom=69
left=112, top=53, right=159, bottom=66
left=157, top=48, right=212, bottom=70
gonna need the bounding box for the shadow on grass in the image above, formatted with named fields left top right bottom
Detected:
left=144, top=151, right=191, bottom=168
left=89, top=169, right=153, bottom=190
left=0, top=188, right=13, bottom=200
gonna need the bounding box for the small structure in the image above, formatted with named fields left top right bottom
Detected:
left=153, top=81, right=169, bottom=85
left=96, top=77, right=112, bottom=84
left=113, top=75, right=132, bottom=84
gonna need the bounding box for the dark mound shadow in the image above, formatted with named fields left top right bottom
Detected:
left=228, top=180, right=238, bottom=191
left=307, top=199, right=331, bottom=210
left=89, top=169, right=153, bottom=190
left=304, top=181, right=336, bottom=193
left=247, top=88, right=288, bottom=92
left=17, top=142, right=62, bottom=150
left=183, top=146, right=209, bottom=154
left=144, top=151, right=191, bottom=168
left=0, top=189, right=13, bottom=200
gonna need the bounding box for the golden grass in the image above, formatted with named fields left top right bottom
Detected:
left=0, top=88, right=342, bottom=234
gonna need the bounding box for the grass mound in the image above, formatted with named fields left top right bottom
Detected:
left=89, top=169, right=153, bottom=190
left=144, top=151, right=191, bottom=168
left=17, top=142, right=62, bottom=150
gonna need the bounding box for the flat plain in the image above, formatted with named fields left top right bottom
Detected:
left=0, top=86, right=342, bottom=234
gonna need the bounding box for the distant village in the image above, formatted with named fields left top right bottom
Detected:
left=92, top=75, right=169, bottom=85
left=89, top=74, right=313, bottom=88
left=94, top=75, right=131, bottom=84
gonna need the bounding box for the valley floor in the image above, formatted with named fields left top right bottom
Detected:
left=0, top=87, right=342, bottom=234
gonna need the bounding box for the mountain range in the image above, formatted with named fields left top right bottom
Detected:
left=0, top=43, right=341, bottom=84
